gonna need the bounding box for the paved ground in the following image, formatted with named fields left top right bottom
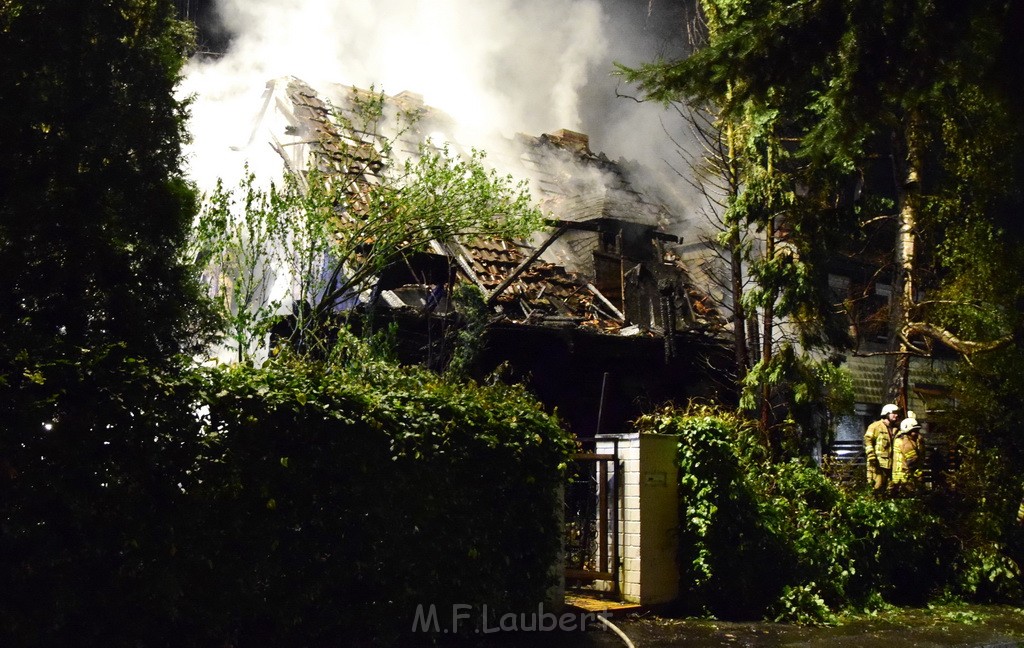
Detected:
left=433, top=604, right=1024, bottom=647
left=601, top=609, right=1024, bottom=647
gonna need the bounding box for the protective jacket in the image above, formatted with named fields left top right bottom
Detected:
left=864, top=419, right=894, bottom=470
left=891, top=432, right=922, bottom=484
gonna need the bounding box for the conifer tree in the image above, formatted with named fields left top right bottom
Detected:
left=0, top=3, right=213, bottom=642
left=620, top=0, right=1024, bottom=411
left=0, top=1, right=212, bottom=362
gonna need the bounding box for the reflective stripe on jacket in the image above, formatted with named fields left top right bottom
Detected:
left=864, top=419, right=894, bottom=469
left=892, top=433, right=921, bottom=484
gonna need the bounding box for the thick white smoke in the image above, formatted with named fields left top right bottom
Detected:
left=179, top=0, right=694, bottom=216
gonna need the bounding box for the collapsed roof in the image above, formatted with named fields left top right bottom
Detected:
left=249, top=76, right=724, bottom=337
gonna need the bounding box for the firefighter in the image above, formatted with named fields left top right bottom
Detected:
left=891, top=417, right=923, bottom=493
left=865, top=404, right=900, bottom=494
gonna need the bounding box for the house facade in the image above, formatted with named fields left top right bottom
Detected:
left=211, top=76, right=734, bottom=437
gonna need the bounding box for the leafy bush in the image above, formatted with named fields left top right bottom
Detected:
left=635, top=405, right=786, bottom=619
left=949, top=543, right=1023, bottom=603
left=0, top=351, right=211, bottom=648
left=842, top=495, right=952, bottom=606
left=939, top=349, right=1024, bottom=604
left=179, top=348, right=574, bottom=645
left=637, top=404, right=1014, bottom=624
left=773, top=584, right=833, bottom=625
left=756, top=461, right=854, bottom=618
left=1, top=335, right=571, bottom=646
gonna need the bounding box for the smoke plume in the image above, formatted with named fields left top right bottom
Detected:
left=180, top=0, right=693, bottom=216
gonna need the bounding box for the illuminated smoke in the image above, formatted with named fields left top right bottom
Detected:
left=179, top=0, right=694, bottom=218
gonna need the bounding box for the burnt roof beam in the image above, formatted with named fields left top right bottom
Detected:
left=431, top=240, right=490, bottom=296
left=544, top=218, right=680, bottom=243
left=485, top=224, right=570, bottom=306
left=586, top=283, right=626, bottom=322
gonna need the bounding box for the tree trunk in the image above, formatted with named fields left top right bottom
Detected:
left=885, top=118, right=921, bottom=411
left=761, top=216, right=776, bottom=441
left=729, top=228, right=749, bottom=378
left=725, top=119, right=750, bottom=380
left=747, top=313, right=761, bottom=364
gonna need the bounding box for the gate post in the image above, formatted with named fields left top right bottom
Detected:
left=599, top=432, right=679, bottom=605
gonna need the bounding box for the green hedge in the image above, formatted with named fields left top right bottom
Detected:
left=634, top=404, right=1022, bottom=623
left=179, top=355, right=573, bottom=645
left=0, top=348, right=215, bottom=648
left=1, top=350, right=572, bottom=646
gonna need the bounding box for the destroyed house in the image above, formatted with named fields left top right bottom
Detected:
left=246, top=77, right=733, bottom=435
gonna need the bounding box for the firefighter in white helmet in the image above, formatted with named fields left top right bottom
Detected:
left=892, top=417, right=924, bottom=493
left=864, top=404, right=900, bottom=494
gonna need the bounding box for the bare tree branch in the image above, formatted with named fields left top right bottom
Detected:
left=904, top=321, right=1013, bottom=356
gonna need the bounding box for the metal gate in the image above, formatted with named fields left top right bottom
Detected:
left=564, top=437, right=622, bottom=598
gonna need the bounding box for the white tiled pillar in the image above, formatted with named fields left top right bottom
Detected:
left=597, top=433, right=679, bottom=605
left=637, top=433, right=680, bottom=604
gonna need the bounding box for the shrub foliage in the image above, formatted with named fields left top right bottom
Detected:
left=635, top=404, right=1021, bottom=624
left=178, top=347, right=573, bottom=645
left=2, top=338, right=572, bottom=646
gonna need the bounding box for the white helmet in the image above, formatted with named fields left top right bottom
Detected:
left=900, top=418, right=921, bottom=434
left=881, top=404, right=899, bottom=416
